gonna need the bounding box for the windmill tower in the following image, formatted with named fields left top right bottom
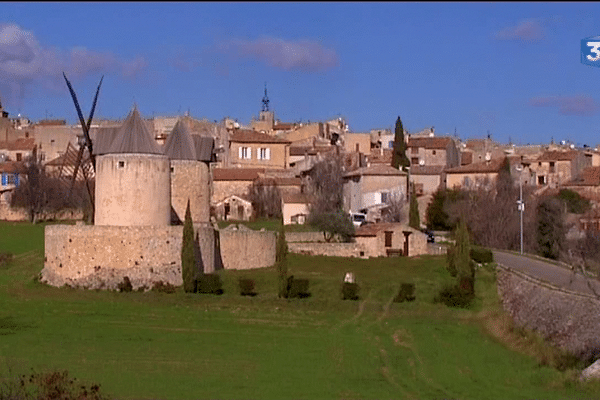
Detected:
left=94, top=106, right=171, bottom=226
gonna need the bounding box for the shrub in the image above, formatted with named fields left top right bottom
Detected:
left=239, top=279, right=257, bottom=296
left=470, top=247, right=494, bottom=264
left=152, top=281, right=176, bottom=294
left=0, top=252, right=13, bottom=268
left=117, top=276, right=133, bottom=292
left=434, top=283, right=474, bottom=309
left=288, top=278, right=310, bottom=299
left=0, top=369, right=109, bottom=400
left=393, top=283, right=416, bottom=303
left=342, top=282, right=360, bottom=300
left=195, top=274, right=223, bottom=295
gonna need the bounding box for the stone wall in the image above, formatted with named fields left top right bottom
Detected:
left=217, top=226, right=276, bottom=270
left=497, top=265, right=600, bottom=359
left=285, top=231, right=326, bottom=243
left=288, top=242, right=366, bottom=258
left=42, top=224, right=217, bottom=290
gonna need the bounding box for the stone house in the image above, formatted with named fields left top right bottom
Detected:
left=531, top=150, right=592, bottom=188
left=282, top=193, right=311, bottom=225
left=0, top=138, right=36, bottom=162
left=228, top=129, right=290, bottom=169
left=445, top=157, right=507, bottom=190
left=409, top=165, right=445, bottom=196
left=354, top=223, right=427, bottom=257
left=343, top=133, right=372, bottom=154
left=0, top=161, right=23, bottom=205
left=406, top=136, right=460, bottom=168
left=343, top=164, right=408, bottom=218
left=212, top=168, right=266, bottom=205
left=214, top=195, right=253, bottom=221
left=561, top=166, right=600, bottom=202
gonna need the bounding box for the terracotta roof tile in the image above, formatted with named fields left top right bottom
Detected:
left=344, top=163, right=407, bottom=178
left=212, top=168, right=265, bottom=181
left=407, top=137, right=454, bottom=150
left=281, top=193, right=310, bottom=204
left=0, top=138, right=36, bottom=151
left=445, top=157, right=506, bottom=174
left=0, top=161, right=25, bottom=173
left=230, top=129, right=291, bottom=144
left=537, top=150, right=580, bottom=162
left=409, top=165, right=445, bottom=175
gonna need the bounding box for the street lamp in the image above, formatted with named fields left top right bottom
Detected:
left=515, top=164, right=524, bottom=254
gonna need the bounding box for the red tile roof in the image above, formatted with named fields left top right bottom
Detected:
left=445, top=157, right=506, bottom=174
left=568, top=166, right=600, bottom=186
left=0, top=161, right=25, bottom=173
left=230, top=129, right=291, bottom=144
left=281, top=193, right=311, bottom=204
left=0, top=138, right=36, bottom=151
left=537, top=150, right=580, bottom=162
left=344, top=163, right=407, bottom=178
left=409, top=165, right=445, bottom=175
left=212, top=168, right=265, bottom=181
left=407, top=137, right=454, bottom=150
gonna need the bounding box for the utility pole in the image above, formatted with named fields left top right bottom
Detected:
left=516, top=164, right=524, bottom=254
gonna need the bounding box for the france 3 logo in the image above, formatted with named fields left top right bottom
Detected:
left=582, top=36, right=600, bottom=67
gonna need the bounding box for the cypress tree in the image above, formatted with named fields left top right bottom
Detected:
left=391, top=116, right=410, bottom=171
left=276, top=221, right=289, bottom=298
left=181, top=199, right=196, bottom=293
left=408, top=185, right=420, bottom=230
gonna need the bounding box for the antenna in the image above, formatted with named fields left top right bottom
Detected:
left=262, top=82, right=270, bottom=112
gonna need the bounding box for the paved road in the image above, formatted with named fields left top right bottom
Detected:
left=493, top=250, right=600, bottom=297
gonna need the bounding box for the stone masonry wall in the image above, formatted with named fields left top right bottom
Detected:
left=217, top=228, right=276, bottom=270
left=42, top=224, right=217, bottom=290
left=288, top=242, right=366, bottom=258
left=497, top=266, right=600, bottom=359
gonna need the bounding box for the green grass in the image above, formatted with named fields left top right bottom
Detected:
left=0, top=221, right=597, bottom=399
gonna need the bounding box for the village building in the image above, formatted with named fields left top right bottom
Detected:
left=343, top=164, right=408, bottom=221
left=282, top=193, right=311, bottom=225
left=530, top=150, right=592, bottom=188
left=354, top=223, right=427, bottom=257
left=445, top=157, right=507, bottom=190
left=561, top=166, right=600, bottom=202
left=343, top=132, right=372, bottom=154
left=406, top=136, right=460, bottom=168
left=409, top=165, right=445, bottom=196
left=228, top=129, right=290, bottom=170
left=211, top=168, right=266, bottom=205
left=0, top=138, right=36, bottom=162
left=214, top=195, right=253, bottom=221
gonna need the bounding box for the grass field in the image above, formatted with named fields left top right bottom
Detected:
left=0, top=221, right=598, bottom=399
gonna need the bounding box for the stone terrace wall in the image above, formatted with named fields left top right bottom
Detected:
left=43, top=224, right=217, bottom=290
left=497, top=266, right=600, bottom=359
left=288, top=242, right=366, bottom=258
left=218, top=228, right=276, bottom=270
left=285, top=231, right=325, bottom=243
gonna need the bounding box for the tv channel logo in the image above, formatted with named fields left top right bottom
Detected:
left=582, top=36, right=600, bottom=67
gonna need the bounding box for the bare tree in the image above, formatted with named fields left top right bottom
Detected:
left=247, top=177, right=282, bottom=220
left=381, top=192, right=407, bottom=223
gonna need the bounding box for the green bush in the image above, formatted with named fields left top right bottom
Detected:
left=470, top=247, right=494, bottom=264
left=341, top=282, right=360, bottom=300
left=195, top=274, right=224, bottom=295
left=239, top=279, right=257, bottom=296
left=434, top=281, right=474, bottom=309
left=288, top=278, right=310, bottom=299
left=117, top=276, right=133, bottom=293
left=393, top=283, right=416, bottom=303
left=152, top=281, right=176, bottom=294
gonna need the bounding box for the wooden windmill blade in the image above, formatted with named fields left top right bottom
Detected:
left=62, top=73, right=104, bottom=217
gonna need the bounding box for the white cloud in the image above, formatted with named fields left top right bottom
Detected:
left=495, top=19, right=545, bottom=42
left=216, top=36, right=338, bottom=72
left=0, top=23, right=147, bottom=107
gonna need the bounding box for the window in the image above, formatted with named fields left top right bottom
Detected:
left=432, top=150, right=436, bottom=155
left=381, top=191, right=389, bottom=204
left=388, top=141, right=394, bottom=149
left=549, top=162, right=555, bottom=173
left=411, top=157, right=419, bottom=165
left=118, top=161, right=125, bottom=168
left=239, top=147, right=251, bottom=160
left=16, top=153, right=21, bottom=161
left=257, top=147, right=270, bottom=160
left=384, top=231, right=393, bottom=248
left=538, top=175, right=546, bottom=185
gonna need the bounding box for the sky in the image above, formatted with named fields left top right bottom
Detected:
left=2, top=2, right=600, bottom=146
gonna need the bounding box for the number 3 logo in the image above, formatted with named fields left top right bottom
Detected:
left=587, top=41, right=600, bottom=61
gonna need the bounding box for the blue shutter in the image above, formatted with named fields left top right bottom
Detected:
left=14, top=174, right=19, bottom=187
left=1, top=174, right=6, bottom=186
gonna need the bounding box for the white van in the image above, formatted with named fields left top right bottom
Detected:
left=350, top=212, right=367, bottom=228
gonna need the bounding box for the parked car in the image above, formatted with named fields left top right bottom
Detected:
left=425, top=230, right=435, bottom=243
left=350, top=212, right=367, bottom=228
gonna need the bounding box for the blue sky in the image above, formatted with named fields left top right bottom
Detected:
left=2, top=2, right=600, bottom=146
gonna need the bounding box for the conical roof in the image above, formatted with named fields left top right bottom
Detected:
left=106, top=107, right=162, bottom=154
left=163, top=119, right=197, bottom=160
